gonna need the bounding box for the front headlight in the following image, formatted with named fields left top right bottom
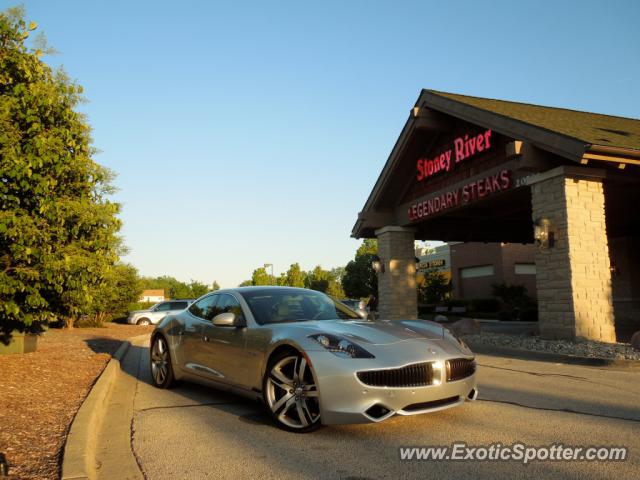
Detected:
left=309, top=333, right=374, bottom=358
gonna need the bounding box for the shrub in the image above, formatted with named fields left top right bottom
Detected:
left=444, top=299, right=469, bottom=308
left=469, top=298, right=501, bottom=313
left=418, top=271, right=452, bottom=305
left=127, top=302, right=156, bottom=312
left=491, top=283, right=537, bottom=322
left=76, top=312, right=111, bottom=328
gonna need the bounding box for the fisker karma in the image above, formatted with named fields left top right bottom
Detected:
left=150, top=286, right=477, bottom=432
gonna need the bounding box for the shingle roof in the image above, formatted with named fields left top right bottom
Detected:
left=142, top=289, right=164, bottom=296
left=426, top=90, right=640, bottom=152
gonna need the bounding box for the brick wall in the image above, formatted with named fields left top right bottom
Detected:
left=531, top=174, right=616, bottom=342
left=449, top=242, right=536, bottom=299
left=500, top=243, right=537, bottom=299
left=376, top=227, right=418, bottom=319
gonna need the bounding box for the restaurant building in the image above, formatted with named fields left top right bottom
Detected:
left=353, top=90, right=640, bottom=342
left=417, top=242, right=537, bottom=300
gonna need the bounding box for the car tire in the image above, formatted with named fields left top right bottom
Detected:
left=137, top=318, right=151, bottom=326
left=263, top=350, right=322, bottom=433
left=150, top=335, right=176, bottom=389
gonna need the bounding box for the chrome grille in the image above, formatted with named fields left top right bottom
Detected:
left=357, top=362, right=434, bottom=387
left=446, top=358, right=476, bottom=382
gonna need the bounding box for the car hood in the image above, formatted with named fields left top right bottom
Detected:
left=129, top=309, right=152, bottom=315
left=274, top=319, right=445, bottom=346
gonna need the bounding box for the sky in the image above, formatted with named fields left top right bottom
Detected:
left=6, top=0, right=640, bottom=288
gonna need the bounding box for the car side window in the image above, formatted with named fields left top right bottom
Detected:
left=155, top=302, right=173, bottom=312
left=215, top=294, right=245, bottom=322
left=171, top=301, right=187, bottom=310
left=188, top=295, right=219, bottom=321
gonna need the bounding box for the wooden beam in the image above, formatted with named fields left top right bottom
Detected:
left=582, top=152, right=640, bottom=166
left=506, top=140, right=523, bottom=157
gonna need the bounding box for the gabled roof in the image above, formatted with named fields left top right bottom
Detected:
left=352, top=90, right=640, bottom=238
left=427, top=90, right=640, bottom=152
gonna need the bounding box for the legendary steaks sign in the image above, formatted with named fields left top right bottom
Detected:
left=408, top=169, right=511, bottom=222
left=416, top=129, right=493, bottom=182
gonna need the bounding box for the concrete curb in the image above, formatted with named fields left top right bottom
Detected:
left=61, top=334, right=150, bottom=480
left=468, top=342, right=640, bottom=370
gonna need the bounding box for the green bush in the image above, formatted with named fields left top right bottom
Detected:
left=418, top=272, right=452, bottom=305
left=491, top=283, right=537, bottom=322
left=76, top=312, right=111, bottom=328
left=127, top=301, right=156, bottom=312
left=444, top=299, right=470, bottom=308
left=471, top=311, right=501, bottom=319
left=418, top=304, right=435, bottom=315
left=469, top=298, right=500, bottom=313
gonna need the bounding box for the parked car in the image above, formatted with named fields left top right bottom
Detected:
left=340, top=298, right=365, bottom=311
left=127, top=299, right=194, bottom=325
left=149, top=287, right=477, bottom=432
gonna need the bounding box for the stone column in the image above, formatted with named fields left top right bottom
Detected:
left=530, top=168, right=616, bottom=342
left=375, top=226, right=417, bottom=320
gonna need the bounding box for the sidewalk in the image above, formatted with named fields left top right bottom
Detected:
left=62, top=335, right=150, bottom=480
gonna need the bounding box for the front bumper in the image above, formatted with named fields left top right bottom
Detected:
left=307, top=342, right=477, bottom=425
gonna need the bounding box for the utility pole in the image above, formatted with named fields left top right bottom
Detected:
left=264, top=263, right=274, bottom=285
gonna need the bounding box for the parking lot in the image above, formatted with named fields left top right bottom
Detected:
left=101, top=340, right=640, bottom=480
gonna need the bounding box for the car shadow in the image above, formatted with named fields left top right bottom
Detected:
left=84, top=337, right=124, bottom=355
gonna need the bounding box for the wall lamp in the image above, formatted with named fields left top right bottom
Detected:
left=371, top=255, right=384, bottom=274
left=610, top=262, right=620, bottom=277
left=534, top=218, right=555, bottom=249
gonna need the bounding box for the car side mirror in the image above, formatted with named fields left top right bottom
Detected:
left=212, top=312, right=246, bottom=328
left=355, top=308, right=368, bottom=320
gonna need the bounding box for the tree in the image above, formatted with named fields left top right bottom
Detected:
left=139, top=276, right=213, bottom=299
left=251, top=267, right=271, bottom=286
left=0, top=8, right=123, bottom=338
left=325, top=279, right=345, bottom=299
left=356, top=239, right=377, bottom=257
left=341, top=240, right=378, bottom=299
left=305, top=265, right=329, bottom=292
left=417, top=271, right=451, bottom=304
left=238, top=280, right=252, bottom=287
left=284, top=263, right=305, bottom=287
left=188, top=280, right=209, bottom=298
left=305, top=265, right=344, bottom=298
left=330, top=266, right=346, bottom=284
left=90, top=263, right=141, bottom=321
left=211, top=281, right=220, bottom=291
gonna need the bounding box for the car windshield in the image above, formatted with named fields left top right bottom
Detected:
left=239, top=289, right=360, bottom=325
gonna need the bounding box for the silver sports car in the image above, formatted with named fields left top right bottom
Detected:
left=150, top=286, right=477, bottom=432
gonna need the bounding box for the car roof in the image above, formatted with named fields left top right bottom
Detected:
left=224, top=286, right=314, bottom=294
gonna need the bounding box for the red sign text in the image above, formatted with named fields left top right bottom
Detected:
left=408, top=169, right=511, bottom=222
left=416, top=129, right=493, bottom=182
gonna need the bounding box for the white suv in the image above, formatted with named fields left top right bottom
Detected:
left=127, top=300, right=193, bottom=325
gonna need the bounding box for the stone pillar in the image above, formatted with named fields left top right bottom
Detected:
left=530, top=168, right=616, bottom=342
left=375, top=226, right=417, bottom=320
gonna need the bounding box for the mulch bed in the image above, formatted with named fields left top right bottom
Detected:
left=0, top=323, right=153, bottom=479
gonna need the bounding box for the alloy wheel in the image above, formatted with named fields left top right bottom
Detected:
left=151, top=337, right=169, bottom=386
left=265, top=354, right=320, bottom=429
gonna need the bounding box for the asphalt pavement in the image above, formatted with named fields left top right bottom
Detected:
left=108, top=338, right=639, bottom=480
